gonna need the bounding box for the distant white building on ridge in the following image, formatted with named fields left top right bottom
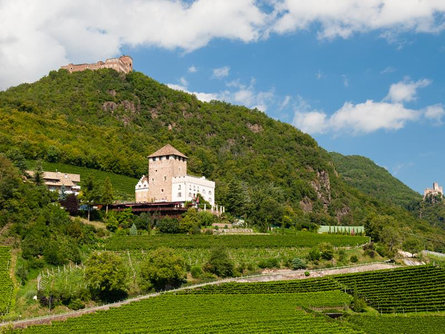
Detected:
left=424, top=182, right=443, bottom=199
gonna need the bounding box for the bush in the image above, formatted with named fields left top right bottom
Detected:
left=68, top=298, right=85, bottom=310
left=307, top=247, right=321, bottom=262
left=304, top=271, right=310, bottom=277
left=203, top=247, right=234, bottom=278
left=319, top=242, right=334, bottom=260
left=156, top=217, right=180, bottom=234
left=139, top=248, right=186, bottom=291
left=190, top=265, right=203, bottom=278
left=350, top=255, right=359, bottom=263
left=290, top=257, right=306, bottom=270
left=258, top=257, right=280, bottom=269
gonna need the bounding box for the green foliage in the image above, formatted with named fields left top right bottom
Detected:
left=139, top=248, right=186, bottom=291
left=258, top=257, right=280, bottom=269
left=156, top=217, right=180, bottom=234
left=0, top=247, right=13, bottom=315
left=103, top=233, right=369, bottom=250
left=203, top=247, right=234, bottom=278
left=402, top=237, right=423, bottom=255
left=319, top=242, right=334, bottom=260
left=190, top=265, right=203, bottom=278
left=129, top=223, right=138, bottom=236
left=330, top=152, right=421, bottom=208
left=290, top=257, right=306, bottom=270
left=350, top=255, right=359, bottom=263
left=85, top=251, right=128, bottom=302
left=307, top=247, right=321, bottom=262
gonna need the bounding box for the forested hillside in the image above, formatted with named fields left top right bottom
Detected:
left=330, top=153, right=421, bottom=208
left=330, top=152, right=445, bottom=230
left=1, top=68, right=444, bottom=249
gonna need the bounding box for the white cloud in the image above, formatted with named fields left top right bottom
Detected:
left=2, top=0, right=445, bottom=90
left=280, top=95, right=291, bottom=110
left=0, top=0, right=265, bottom=89
left=424, top=104, right=445, bottom=124
left=188, top=65, right=197, bottom=73
left=212, top=66, right=230, bottom=79
left=381, top=66, right=396, bottom=74
left=385, top=78, right=431, bottom=103
left=292, top=79, right=440, bottom=135
left=2, top=1, right=445, bottom=89
left=272, top=1, right=445, bottom=39
left=342, top=74, right=349, bottom=87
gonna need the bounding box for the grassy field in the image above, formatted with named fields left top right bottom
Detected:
left=27, top=160, right=138, bottom=200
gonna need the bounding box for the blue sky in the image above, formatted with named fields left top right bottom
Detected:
left=1, top=0, right=445, bottom=193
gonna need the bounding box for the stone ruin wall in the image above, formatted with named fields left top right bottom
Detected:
left=61, top=56, right=133, bottom=74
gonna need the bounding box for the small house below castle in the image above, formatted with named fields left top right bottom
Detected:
left=135, top=144, right=215, bottom=206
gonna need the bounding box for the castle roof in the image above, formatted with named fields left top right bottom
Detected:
left=148, top=144, right=188, bottom=159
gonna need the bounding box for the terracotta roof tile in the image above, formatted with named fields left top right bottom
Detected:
left=148, top=144, right=188, bottom=159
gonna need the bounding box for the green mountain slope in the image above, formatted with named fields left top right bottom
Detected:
left=1, top=68, right=444, bottom=250
left=330, top=152, right=422, bottom=208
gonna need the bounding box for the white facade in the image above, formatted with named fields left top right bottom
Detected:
left=424, top=182, right=444, bottom=198
left=172, top=175, right=215, bottom=206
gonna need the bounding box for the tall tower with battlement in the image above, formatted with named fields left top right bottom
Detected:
left=147, top=145, right=188, bottom=202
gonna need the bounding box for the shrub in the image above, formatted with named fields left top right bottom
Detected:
left=68, top=298, right=85, bottom=310
left=190, top=265, right=203, bottom=279
left=139, top=248, right=186, bottom=291
left=203, top=247, right=234, bottom=278
left=304, top=271, right=310, bottom=277
left=129, top=223, right=138, bottom=236
left=319, top=242, right=334, bottom=260
left=350, top=255, right=359, bottom=263
left=290, top=257, right=306, bottom=270
left=156, top=217, right=180, bottom=234
left=307, top=247, right=321, bottom=262
left=258, top=258, right=280, bottom=269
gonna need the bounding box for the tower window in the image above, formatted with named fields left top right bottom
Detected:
left=164, top=176, right=167, bottom=181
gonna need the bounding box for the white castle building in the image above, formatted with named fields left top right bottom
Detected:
left=135, top=144, right=215, bottom=206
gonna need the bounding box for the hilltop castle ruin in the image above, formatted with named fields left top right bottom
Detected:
left=61, top=56, right=133, bottom=74
left=424, top=182, right=443, bottom=199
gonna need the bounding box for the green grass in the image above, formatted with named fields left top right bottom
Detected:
left=102, top=233, right=369, bottom=250
left=20, top=292, right=360, bottom=333
left=27, top=160, right=138, bottom=200
left=347, top=313, right=445, bottom=334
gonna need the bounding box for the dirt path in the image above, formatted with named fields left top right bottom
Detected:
left=236, top=262, right=399, bottom=282
left=1, top=262, right=399, bottom=329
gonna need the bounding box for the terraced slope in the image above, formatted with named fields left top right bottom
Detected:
left=334, top=266, right=445, bottom=313
left=178, top=277, right=342, bottom=294
left=347, top=314, right=445, bottom=334
left=20, top=293, right=360, bottom=334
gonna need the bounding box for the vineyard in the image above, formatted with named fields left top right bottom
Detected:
left=334, top=266, right=445, bottom=313
left=19, top=293, right=360, bottom=333
left=178, top=277, right=342, bottom=295
left=0, top=247, right=13, bottom=315
left=102, top=233, right=369, bottom=250
left=347, top=314, right=445, bottom=334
